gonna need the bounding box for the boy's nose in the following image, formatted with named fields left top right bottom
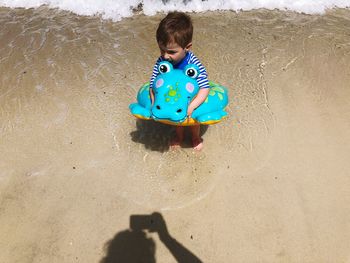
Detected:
left=163, top=53, right=170, bottom=60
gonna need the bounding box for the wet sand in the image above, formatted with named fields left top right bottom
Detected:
left=1, top=6, right=350, bottom=262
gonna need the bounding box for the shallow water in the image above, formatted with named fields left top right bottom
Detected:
left=1, top=7, right=350, bottom=263
left=0, top=7, right=277, bottom=209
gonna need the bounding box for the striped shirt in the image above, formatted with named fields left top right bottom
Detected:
left=150, top=51, right=210, bottom=89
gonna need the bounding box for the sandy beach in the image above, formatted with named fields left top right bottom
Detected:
left=1, top=6, right=350, bottom=262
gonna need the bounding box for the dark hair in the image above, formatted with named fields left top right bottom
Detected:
left=156, top=12, right=193, bottom=48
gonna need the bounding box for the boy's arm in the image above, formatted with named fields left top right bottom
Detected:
left=187, top=88, right=210, bottom=117
left=188, top=52, right=210, bottom=89
left=149, top=87, right=155, bottom=105
left=187, top=53, right=210, bottom=117
left=149, top=57, right=162, bottom=105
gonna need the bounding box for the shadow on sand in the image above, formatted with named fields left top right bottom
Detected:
left=130, top=119, right=208, bottom=152
left=100, top=212, right=202, bottom=263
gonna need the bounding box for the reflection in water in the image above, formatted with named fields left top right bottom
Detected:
left=130, top=119, right=209, bottom=152
left=130, top=119, right=174, bottom=152
left=100, top=213, right=202, bottom=263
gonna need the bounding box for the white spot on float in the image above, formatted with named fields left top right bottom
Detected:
left=186, top=82, right=194, bottom=93
left=156, top=78, right=164, bottom=88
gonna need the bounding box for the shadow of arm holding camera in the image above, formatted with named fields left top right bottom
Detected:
left=131, top=212, right=203, bottom=263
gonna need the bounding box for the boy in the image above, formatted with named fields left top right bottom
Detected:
left=149, top=12, right=210, bottom=151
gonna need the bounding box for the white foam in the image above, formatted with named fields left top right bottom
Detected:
left=0, top=0, right=349, bottom=21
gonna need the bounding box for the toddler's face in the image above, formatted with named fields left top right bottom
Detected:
left=158, top=41, right=190, bottom=65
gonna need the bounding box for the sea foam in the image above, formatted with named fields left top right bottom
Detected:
left=0, top=0, right=349, bottom=21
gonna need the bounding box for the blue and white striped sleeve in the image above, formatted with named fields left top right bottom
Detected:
left=149, top=57, right=163, bottom=89
left=189, top=53, right=210, bottom=89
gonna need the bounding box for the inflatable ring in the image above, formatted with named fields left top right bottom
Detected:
left=129, top=61, right=228, bottom=126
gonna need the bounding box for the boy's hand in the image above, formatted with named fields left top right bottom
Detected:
left=186, top=88, right=210, bottom=120
left=187, top=105, right=195, bottom=119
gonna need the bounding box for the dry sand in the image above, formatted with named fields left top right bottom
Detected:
left=1, top=6, right=350, bottom=262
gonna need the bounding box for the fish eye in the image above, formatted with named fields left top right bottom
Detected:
left=159, top=62, right=171, bottom=74
left=185, top=67, right=198, bottom=78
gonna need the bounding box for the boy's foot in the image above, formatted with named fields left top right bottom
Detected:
left=192, top=137, right=203, bottom=151
left=169, top=136, right=183, bottom=149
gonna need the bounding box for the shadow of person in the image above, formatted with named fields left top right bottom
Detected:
left=100, top=212, right=202, bottom=263
left=130, top=119, right=209, bottom=152
left=100, top=229, right=156, bottom=263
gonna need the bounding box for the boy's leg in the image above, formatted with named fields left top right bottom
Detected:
left=170, top=126, right=184, bottom=147
left=190, top=125, right=203, bottom=150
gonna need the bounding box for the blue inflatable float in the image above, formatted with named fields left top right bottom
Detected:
left=129, top=61, right=228, bottom=126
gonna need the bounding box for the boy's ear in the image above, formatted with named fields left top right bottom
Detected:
left=185, top=42, right=192, bottom=51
